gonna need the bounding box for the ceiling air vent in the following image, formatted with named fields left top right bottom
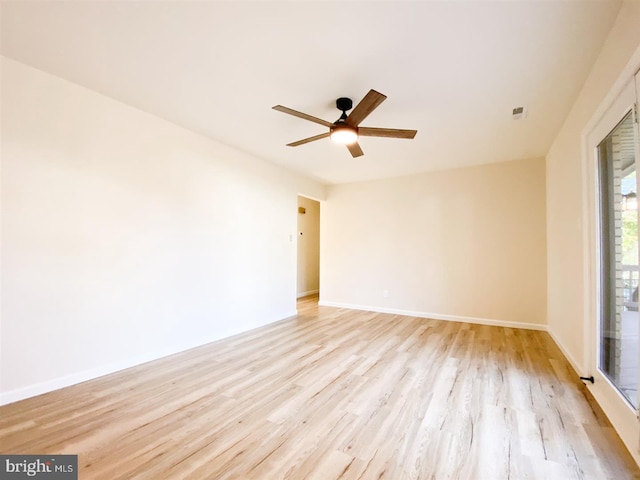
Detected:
left=512, top=106, right=527, bottom=120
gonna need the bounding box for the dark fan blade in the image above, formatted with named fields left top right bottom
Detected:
left=346, top=90, right=387, bottom=126
left=346, top=142, right=364, bottom=158
left=273, top=105, right=334, bottom=128
left=287, top=132, right=331, bottom=147
left=358, top=127, right=417, bottom=139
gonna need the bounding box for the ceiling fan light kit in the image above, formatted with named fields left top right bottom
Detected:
left=330, top=125, right=358, bottom=144
left=273, top=89, right=417, bottom=158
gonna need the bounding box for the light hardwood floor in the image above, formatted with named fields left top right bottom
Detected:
left=1, top=295, right=639, bottom=479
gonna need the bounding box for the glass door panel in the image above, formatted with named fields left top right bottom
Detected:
left=598, top=110, right=638, bottom=408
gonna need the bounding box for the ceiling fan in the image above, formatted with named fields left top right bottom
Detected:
left=272, top=89, right=417, bottom=158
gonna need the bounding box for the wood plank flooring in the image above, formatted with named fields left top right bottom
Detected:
left=1, top=295, right=639, bottom=479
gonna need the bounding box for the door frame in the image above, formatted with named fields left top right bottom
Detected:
left=583, top=74, right=640, bottom=457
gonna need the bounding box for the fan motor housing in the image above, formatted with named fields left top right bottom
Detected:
left=336, top=97, right=353, bottom=112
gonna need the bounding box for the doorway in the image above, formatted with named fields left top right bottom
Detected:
left=297, top=196, right=320, bottom=302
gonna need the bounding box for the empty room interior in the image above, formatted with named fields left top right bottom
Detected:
left=2, top=1, right=640, bottom=478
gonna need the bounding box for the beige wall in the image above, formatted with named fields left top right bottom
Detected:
left=0, top=57, right=324, bottom=404
left=546, top=1, right=640, bottom=372
left=297, top=196, right=320, bottom=297
left=320, top=157, right=547, bottom=327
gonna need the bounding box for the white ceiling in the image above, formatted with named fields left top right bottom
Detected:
left=0, top=1, right=621, bottom=185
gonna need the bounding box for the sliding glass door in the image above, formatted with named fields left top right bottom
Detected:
left=597, top=109, right=639, bottom=407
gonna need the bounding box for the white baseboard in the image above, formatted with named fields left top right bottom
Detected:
left=297, top=289, right=319, bottom=298
left=546, top=326, right=586, bottom=376
left=0, top=303, right=579, bottom=408
left=318, top=300, right=547, bottom=331
left=0, top=311, right=298, bottom=406
left=318, top=301, right=588, bottom=376
left=0, top=335, right=223, bottom=406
